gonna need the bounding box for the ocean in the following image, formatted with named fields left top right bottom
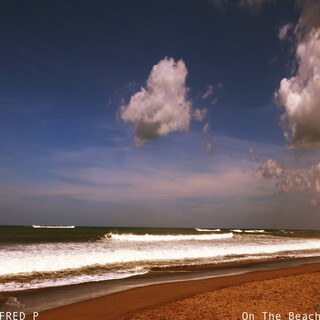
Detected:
left=1, top=225, right=320, bottom=295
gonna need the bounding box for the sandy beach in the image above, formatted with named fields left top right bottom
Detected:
left=25, top=262, right=320, bottom=320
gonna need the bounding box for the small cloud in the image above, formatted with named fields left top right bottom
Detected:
left=216, top=82, right=223, bottom=89
left=277, top=173, right=311, bottom=195
left=247, top=146, right=255, bottom=154
left=211, top=98, right=218, bottom=105
left=202, top=140, right=217, bottom=154
left=126, top=81, right=137, bottom=92
left=202, top=83, right=222, bottom=101
left=202, top=122, right=210, bottom=134
left=278, top=23, right=293, bottom=40
left=202, top=85, right=214, bottom=100
left=239, top=0, right=275, bottom=11
left=258, top=159, right=284, bottom=179
left=106, top=98, right=112, bottom=108
left=193, top=108, right=209, bottom=121
left=259, top=158, right=320, bottom=205
left=208, top=0, right=228, bottom=10
left=310, top=199, right=318, bottom=207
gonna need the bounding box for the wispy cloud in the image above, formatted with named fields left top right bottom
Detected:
left=247, top=146, right=255, bottom=154
left=202, top=122, right=210, bottom=134
left=0, top=134, right=284, bottom=205
left=278, top=23, right=293, bottom=40
left=259, top=158, right=320, bottom=206
left=239, top=0, right=275, bottom=11
left=202, top=140, right=217, bottom=155
left=3, top=165, right=267, bottom=203
left=208, top=0, right=275, bottom=12
left=202, top=85, right=214, bottom=100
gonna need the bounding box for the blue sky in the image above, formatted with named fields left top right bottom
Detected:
left=1, top=0, right=320, bottom=228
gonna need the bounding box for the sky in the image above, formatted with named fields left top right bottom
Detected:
left=1, top=0, right=320, bottom=228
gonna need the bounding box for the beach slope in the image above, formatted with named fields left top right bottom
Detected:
left=26, top=263, right=320, bottom=320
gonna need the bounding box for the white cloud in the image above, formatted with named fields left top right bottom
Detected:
left=278, top=23, right=293, bottom=40
left=202, top=83, right=222, bottom=101
left=258, top=159, right=284, bottom=179
left=247, top=146, right=255, bottom=154
left=203, top=122, right=210, bottom=134
left=6, top=165, right=264, bottom=203
left=202, top=140, right=217, bottom=154
left=211, top=98, right=218, bottom=105
left=193, top=108, right=209, bottom=121
left=202, top=85, right=214, bottom=100
left=277, top=173, right=311, bottom=195
left=275, top=2, right=320, bottom=150
left=259, top=158, right=320, bottom=203
left=119, top=57, right=207, bottom=146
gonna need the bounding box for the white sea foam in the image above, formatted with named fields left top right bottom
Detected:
left=32, top=225, right=75, bottom=229
left=195, top=228, right=221, bottom=232
left=2, top=238, right=320, bottom=277
left=103, top=232, right=232, bottom=241
left=0, top=267, right=148, bottom=292
left=2, top=228, right=320, bottom=293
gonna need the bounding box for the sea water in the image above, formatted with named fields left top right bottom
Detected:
left=1, top=226, right=320, bottom=292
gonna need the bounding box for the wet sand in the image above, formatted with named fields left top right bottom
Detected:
left=26, top=262, right=320, bottom=320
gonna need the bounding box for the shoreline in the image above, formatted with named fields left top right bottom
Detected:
left=24, top=260, right=320, bottom=320
left=11, top=255, right=320, bottom=314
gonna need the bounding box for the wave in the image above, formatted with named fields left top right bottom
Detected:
left=2, top=239, right=320, bottom=277
left=231, top=229, right=243, bottom=233
left=195, top=228, right=221, bottom=232
left=103, top=232, right=233, bottom=242
left=244, top=230, right=265, bottom=233
left=0, top=267, right=148, bottom=292
left=32, top=225, right=75, bottom=229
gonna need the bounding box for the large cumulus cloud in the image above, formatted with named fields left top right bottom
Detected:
left=275, top=1, right=320, bottom=150
left=119, top=57, right=207, bottom=146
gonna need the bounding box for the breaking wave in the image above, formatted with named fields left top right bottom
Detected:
left=2, top=239, right=320, bottom=278
left=103, top=232, right=233, bottom=242
left=32, top=225, right=75, bottom=229
left=195, top=228, right=221, bottom=232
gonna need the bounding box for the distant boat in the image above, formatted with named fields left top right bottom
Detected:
left=32, top=225, right=75, bottom=229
